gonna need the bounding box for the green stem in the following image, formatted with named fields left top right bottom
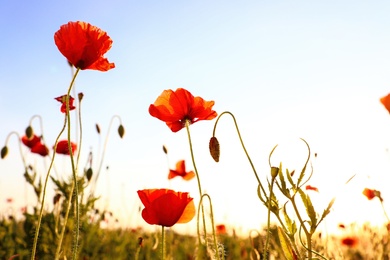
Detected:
left=197, top=194, right=222, bottom=260
left=91, top=115, right=122, bottom=195
left=263, top=178, right=275, bottom=260
left=55, top=181, right=75, bottom=260
left=161, top=226, right=165, bottom=260
left=31, top=120, right=67, bottom=260
left=65, top=68, right=81, bottom=260
left=212, top=111, right=267, bottom=197
left=291, top=196, right=312, bottom=259
left=184, top=121, right=208, bottom=247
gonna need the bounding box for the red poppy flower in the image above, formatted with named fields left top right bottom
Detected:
left=54, top=21, right=115, bottom=71
left=149, top=88, right=217, bottom=132
left=6, top=198, right=13, bottom=203
left=55, top=95, right=76, bottom=113
left=380, top=93, right=390, bottom=113
left=55, top=140, right=77, bottom=155
left=362, top=188, right=377, bottom=200
left=216, top=224, right=227, bottom=235
left=31, top=142, right=49, bottom=157
left=305, top=185, right=319, bottom=192
left=21, top=135, right=41, bottom=149
left=341, top=236, right=359, bottom=248
left=168, top=160, right=195, bottom=180
left=137, top=189, right=195, bottom=227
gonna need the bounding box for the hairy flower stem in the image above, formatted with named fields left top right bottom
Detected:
left=31, top=119, right=67, bottom=260
left=161, top=226, right=165, bottom=260
left=55, top=181, right=75, bottom=260
left=263, top=178, right=275, bottom=260
left=291, top=196, right=312, bottom=259
left=65, top=68, right=81, bottom=260
left=197, top=194, right=222, bottom=260
left=184, top=121, right=208, bottom=247
left=92, top=115, right=123, bottom=195
left=212, top=111, right=267, bottom=197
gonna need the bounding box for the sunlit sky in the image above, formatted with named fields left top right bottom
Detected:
left=2, top=1, right=390, bottom=236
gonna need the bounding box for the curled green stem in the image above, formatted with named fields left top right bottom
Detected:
left=196, top=194, right=222, bottom=260
left=212, top=111, right=267, bottom=197
left=184, top=121, right=208, bottom=246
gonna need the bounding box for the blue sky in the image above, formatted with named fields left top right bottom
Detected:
left=2, top=1, right=390, bottom=235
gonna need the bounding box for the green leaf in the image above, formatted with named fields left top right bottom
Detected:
left=283, top=203, right=297, bottom=237
left=277, top=226, right=298, bottom=260
left=298, top=188, right=317, bottom=231
left=320, top=197, right=336, bottom=222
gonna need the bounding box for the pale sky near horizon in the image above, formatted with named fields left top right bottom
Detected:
left=2, top=1, right=390, bottom=236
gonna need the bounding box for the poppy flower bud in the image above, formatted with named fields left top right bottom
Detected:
left=209, top=136, right=220, bottom=162
left=162, top=145, right=168, bottom=154
left=85, top=167, right=93, bottom=181
left=78, top=92, right=84, bottom=102
left=1, top=146, right=8, bottom=159
left=270, top=166, right=279, bottom=179
left=118, top=124, right=125, bottom=138
left=96, top=124, right=101, bottom=134
left=25, top=126, right=33, bottom=139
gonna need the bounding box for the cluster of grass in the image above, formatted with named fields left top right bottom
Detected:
left=1, top=206, right=390, bottom=259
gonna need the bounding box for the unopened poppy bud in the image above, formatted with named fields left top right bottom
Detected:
left=162, top=145, right=168, bottom=154
left=118, top=124, right=125, bottom=138
left=96, top=124, right=101, bottom=134
left=25, top=126, right=33, bottom=139
left=1, top=146, right=8, bottom=159
left=209, top=136, right=220, bottom=162
left=85, top=168, right=93, bottom=181
left=138, top=237, right=143, bottom=247
left=270, top=166, right=279, bottom=179
left=78, top=92, right=84, bottom=102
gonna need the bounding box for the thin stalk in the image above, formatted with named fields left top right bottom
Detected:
left=184, top=121, right=208, bottom=246
left=65, top=68, right=81, bottom=260
left=161, top=226, right=165, bottom=260
left=263, top=178, right=275, bottom=260
left=55, top=181, right=75, bottom=260
left=31, top=119, right=67, bottom=259
left=212, top=111, right=267, bottom=197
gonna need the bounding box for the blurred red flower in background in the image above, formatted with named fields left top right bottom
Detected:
left=55, top=95, right=76, bottom=113
left=341, top=236, right=359, bottom=248
left=216, top=224, right=227, bottom=235
left=362, top=188, right=383, bottom=201
left=31, top=142, right=49, bottom=157
left=168, top=160, right=195, bottom=181
left=149, top=88, right=217, bottom=132
left=380, top=93, right=390, bottom=113
left=55, top=140, right=77, bottom=155
left=21, top=135, right=41, bottom=149
left=54, top=21, right=115, bottom=71
left=305, top=185, right=319, bottom=192
left=137, top=189, right=195, bottom=227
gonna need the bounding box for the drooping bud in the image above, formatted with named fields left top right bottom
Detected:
left=1, top=146, right=8, bottom=159
left=118, top=124, right=125, bottom=138
left=95, top=124, right=101, bottom=134
left=78, top=92, right=84, bottom=102
left=270, top=166, right=279, bottom=179
left=209, top=136, right=220, bottom=162
left=162, top=145, right=168, bottom=154
left=85, top=167, right=93, bottom=181
left=25, top=126, right=33, bottom=139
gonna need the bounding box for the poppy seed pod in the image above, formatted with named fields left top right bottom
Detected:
left=209, top=136, right=220, bottom=162
left=25, top=126, right=33, bottom=139
left=270, top=166, right=279, bottom=179
left=162, top=145, right=168, bottom=154
left=1, top=146, right=8, bottom=159
left=118, top=125, right=125, bottom=138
